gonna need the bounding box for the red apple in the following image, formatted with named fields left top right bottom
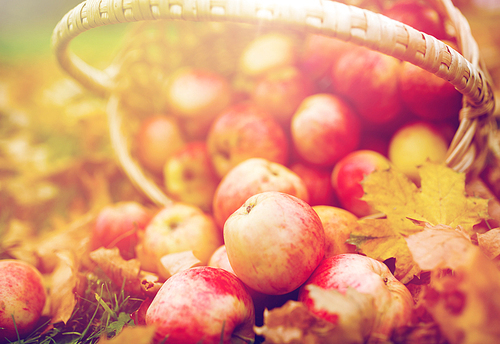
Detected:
left=330, top=46, right=404, bottom=124
left=224, top=191, right=325, bottom=295
left=239, top=32, right=297, bottom=77
left=298, top=254, right=414, bottom=341
left=208, top=245, right=235, bottom=275
left=146, top=266, right=255, bottom=344
left=165, top=67, right=232, bottom=120
left=299, top=34, right=355, bottom=81
left=388, top=121, right=449, bottom=184
left=383, top=0, right=448, bottom=40
left=399, top=56, right=462, bottom=121
left=291, top=93, right=361, bottom=166
left=290, top=162, right=336, bottom=206
left=139, top=203, right=223, bottom=272
left=90, top=201, right=153, bottom=259
left=250, top=66, right=315, bottom=125
left=331, top=150, right=392, bottom=217
left=212, top=157, right=309, bottom=229
left=163, top=141, right=220, bottom=213
left=207, top=103, right=289, bottom=178
left=312, top=205, right=358, bottom=257
left=0, top=260, right=46, bottom=344
left=135, top=115, right=186, bottom=175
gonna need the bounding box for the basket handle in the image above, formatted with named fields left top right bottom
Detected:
left=52, top=0, right=495, bottom=114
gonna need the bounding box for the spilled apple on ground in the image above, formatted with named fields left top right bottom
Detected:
left=224, top=191, right=325, bottom=295
left=0, top=260, right=47, bottom=344
left=298, top=254, right=414, bottom=342
left=89, top=201, right=153, bottom=260
left=146, top=266, right=255, bottom=344
left=138, top=203, right=222, bottom=272
left=212, top=157, right=309, bottom=229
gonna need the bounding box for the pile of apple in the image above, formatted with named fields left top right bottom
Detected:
left=0, top=1, right=465, bottom=343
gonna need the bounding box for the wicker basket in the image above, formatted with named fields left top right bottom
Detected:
left=51, top=0, right=497, bottom=207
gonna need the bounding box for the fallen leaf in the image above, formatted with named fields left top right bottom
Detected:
left=349, top=162, right=489, bottom=283
left=99, top=325, right=157, bottom=344
left=476, top=228, right=500, bottom=259
left=405, top=225, right=473, bottom=271
left=157, top=251, right=202, bottom=280
left=89, top=247, right=143, bottom=296
left=255, top=286, right=376, bottom=344
left=422, top=246, right=500, bottom=344
left=48, top=250, right=84, bottom=324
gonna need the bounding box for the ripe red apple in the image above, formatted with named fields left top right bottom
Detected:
left=146, top=266, right=255, bottom=344
left=383, top=0, right=448, bottom=40
left=165, top=67, right=232, bottom=120
left=239, top=32, right=297, bottom=77
left=89, top=201, right=153, bottom=259
left=139, top=203, right=223, bottom=272
left=331, top=150, right=392, bottom=217
left=299, top=34, right=356, bottom=81
left=399, top=55, right=462, bottom=121
left=0, top=260, right=46, bottom=344
left=208, top=245, right=235, bottom=275
left=224, top=191, right=325, bottom=295
left=212, top=157, right=309, bottom=229
left=298, top=254, right=414, bottom=341
left=291, top=93, right=361, bottom=166
left=135, top=115, right=186, bottom=175
left=207, top=103, right=289, bottom=178
left=250, top=66, right=315, bottom=125
left=388, top=121, right=449, bottom=184
left=312, top=205, right=358, bottom=257
left=290, top=162, right=336, bottom=206
left=330, top=46, right=403, bottom=124
left=163, top=141, right=220, bottom=213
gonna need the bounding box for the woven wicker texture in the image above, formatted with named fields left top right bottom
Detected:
left=52, top=0, right=497, bottom=206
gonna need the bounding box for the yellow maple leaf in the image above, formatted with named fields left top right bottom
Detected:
left=348, top=162, right=489, bottom=284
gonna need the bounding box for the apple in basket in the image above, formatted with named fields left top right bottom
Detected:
left=298, top=33, right=356, bottom=81
left=388, top=121, right=449, bottom=184
left=212, top=157, right=309, bottom=229
left=89, top=201, right=153, bottom=260
left=146, top=266, right=255, bottom=344
left=137, top=203, right=223, bottom=272
left=330, top=45, right=403, bottom=124
left=135, top=114, right=186, bottom=175
left=298, top=254, right=414, bottom=341
left=382, top=0, right=449, bottom=40
left=239, top=31, right=297, bottom=77
left=0, top=260, right=47, bottom=344
left=224, top=191, right=325, bottom=295
left=331, top=149, right=392, bottom=217
left=290, top=162, right=337, bottom=206
left=207, top=103, right=289, bottom=178
left=163, top=141, right=220, bottom=213
left=291, top=93, right=361, bottom=166
left=399, top=41, right=463, bottom=122
left=250, top=65, right=316, bottom=125
left=312, top=205, right=358, bottom=257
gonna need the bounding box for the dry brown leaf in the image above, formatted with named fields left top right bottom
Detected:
left=422, top=247, right=500, bottom=344
left=254, top=300, right=337, bottom=344
left=157, top=251, right=203, bottom=280
left=255, top=286, right=376, bottom=344
left=477, top=228, right=500, bottom=259
left=139, top=271, right=163, bottom=298
left=48, top=250, right=84, bottom=324
left=98, top=325, right=157, bottom=344
left=405, top=225, right=473, bottom=271
left=89, top=247, right=143, bottom=296
left=0, top=219, right=39, bottom=266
